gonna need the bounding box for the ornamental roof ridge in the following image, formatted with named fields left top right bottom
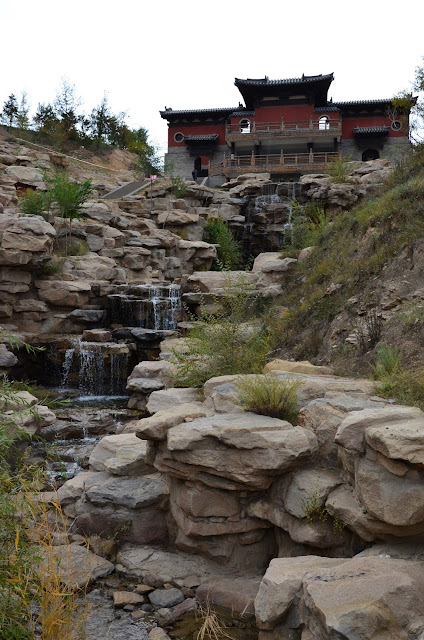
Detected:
left=334, top=98, right=393, bottom=106
left=160, top=107, right=238, bottom=117
left=353, top=126, right=390, bottom=134
left=184, top=134, right=219, bottom=141
left=314, top=106, right=340, bottom=112
left=229, top=110, right=255, bottom=117
left=234, top=73, right=334, bottom=86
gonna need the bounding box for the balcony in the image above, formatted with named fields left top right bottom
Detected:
left=209, top=151, right=340, bottom=177
left=225, top=118, right=342, bottom=143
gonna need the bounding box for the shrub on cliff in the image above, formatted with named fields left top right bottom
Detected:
left=172, top=275, right=270, bottom=387
left=204, top=218, right=242, bottom=270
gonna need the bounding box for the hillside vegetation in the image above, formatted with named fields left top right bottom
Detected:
left=273, top=146, right=424, bottom=403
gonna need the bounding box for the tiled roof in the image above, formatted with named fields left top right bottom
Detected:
left=184, top=134, right=219, bottom=142
left=334, top=99, right=392, bottom=106
left=235, top=73, right=333, bottom=86
left=229, top=111, right=255, bottom=117
left=160, top=107, right=236, bottom=117
left=353, top=126, right=390, bottom=135
left=314, top=106, right=340, bottom=112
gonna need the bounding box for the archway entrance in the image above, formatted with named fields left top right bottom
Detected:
left=362, top=148, right=379, bottom=161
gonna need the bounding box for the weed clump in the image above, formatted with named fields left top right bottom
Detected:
left=235, top=374, right=300, bottom=424
left=371, top=343, right=424, bottom=410
left=172, top=275, right=270, bottom=387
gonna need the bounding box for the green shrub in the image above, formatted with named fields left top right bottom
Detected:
left=235, top=374, right=300, bottom=424
left=371, top=344, right=424, bottom=410
left=371, top=343, right=402, bottom=380
left=326, top=156, right=353, bottom=183
left=37, top=260, right=63, bottom=278
left=204, top=218, right=242, bottom=270
left=19, top=189, right=50, bottom=218
left=172, top=275, right=271, bottom=387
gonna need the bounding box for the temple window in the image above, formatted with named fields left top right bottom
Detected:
left=391, top=120, right=402, bottom=131
left=318, top=116, right=330, bottom=130
left=174, top=132, right=184, bottom=142
left=240, top=119, right=251, bottom=133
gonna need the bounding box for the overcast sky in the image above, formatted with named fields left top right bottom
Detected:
left=1, top=0, right=423, bottom=157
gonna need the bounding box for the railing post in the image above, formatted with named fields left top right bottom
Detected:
left=281, top=118, right=284, bottom=131
left=295, top=154, right=298, bottom=165
left=252, top=120, right=256, bottom=134
left=309, top=117, right=313, bottom=130
left=324, top=153, right=328, bottom=164
left=309, top=148, right=313, bottom=164
left=280, top=149, right=284, bottom=165
left=223, top=154, right=227, bottom=168
left=251, top=151, right=255, bottom=166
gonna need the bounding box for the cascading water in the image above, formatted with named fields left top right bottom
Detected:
left=60, top=339, right=130, bottom=397
left=282, top=204, right=294, bottom=244
left=109, top=284, right=181, bottom=330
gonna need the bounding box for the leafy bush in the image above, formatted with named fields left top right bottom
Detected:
left=20, top=190, right=50, bottom=219
left=172, top=276, right=271, bottom=387
left=47, top=171, right=91, bottom=221
left=326, top=156, right=353, bottom=183
left=37, top=260, right=63, bottom=278
left=235, top=374, right=300, bottom=424
left=204, top=218, right=242, bottom=270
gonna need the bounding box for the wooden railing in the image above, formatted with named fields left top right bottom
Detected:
left=226, top=118, right=341, bottom=138
left=209, top=151, right=340, bottom=176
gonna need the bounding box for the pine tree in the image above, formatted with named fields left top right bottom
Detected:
left=1, top=94, right=18, bottom=128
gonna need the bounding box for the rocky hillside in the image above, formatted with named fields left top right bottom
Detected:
left=273, top=149, right=424, bottom=381
left=3, top=130, right=424, bottom=639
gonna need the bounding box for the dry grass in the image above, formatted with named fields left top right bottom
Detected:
left=195, top=602, right=233, bottom=640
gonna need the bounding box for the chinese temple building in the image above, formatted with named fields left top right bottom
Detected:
left=160, top=73, right=414, bottom=186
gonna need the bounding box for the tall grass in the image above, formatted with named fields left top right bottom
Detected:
left=0, top=368, right=87, bottom=639
left=371, top=344, right=424, bottom=410
left=235, top=374, right=300, bottom=424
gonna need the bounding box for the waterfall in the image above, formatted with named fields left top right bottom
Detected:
left=78, top=343, right=105, bottom=396
left=61, top=347, right=75, bottom=388
left=108, top=284, right=181, bottom=330
left=282, top=205, right=294, bottom=244
left=110, top=352, right=129, bottom=395
left=60, top=339, right=130, bottom=397
left=254, top=193, right=281, bottom=212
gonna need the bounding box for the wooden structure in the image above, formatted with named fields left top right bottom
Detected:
left=160, top=74, right=415, bottom=182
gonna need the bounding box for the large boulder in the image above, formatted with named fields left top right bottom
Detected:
left=136, top=402, right=209, bottom=441
left=36, top=280, right=91, bottom=306
left=39, top=544, right=114, bottom=589
left=153, top=413, right=318, bottom=490
left=255, top=556, right=346, bottom=630
left=5, top=165, right=45, bottom=188
left=89, top=433, right=149, bottom=475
